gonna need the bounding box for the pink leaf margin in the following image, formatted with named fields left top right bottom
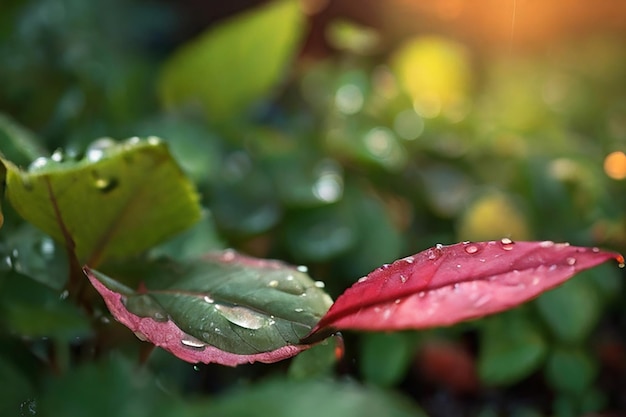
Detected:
left=85, top=267, right=309, bottom=366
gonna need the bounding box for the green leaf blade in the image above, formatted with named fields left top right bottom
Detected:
left=158, top=0, right=305, bottom=122
left=85, top=251, right=333, bottom=365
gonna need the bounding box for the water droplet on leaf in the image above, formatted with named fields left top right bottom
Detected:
left=215, top=304, right=269, bottom=330
left=297, top=265, right=308, bottom=273
left=181, top=336, right=206, bottom=349
left=134, top=331, right=148, bottom=341
left=49, top=148, right=65, bottom=162
left=28, top=157, right=50, bottom=171
left=499, top=238, right=515, bottom=250
left=203, top=295, right=214, bottom=304
left=147, top=136, right=161, bottom=146
left=92, top=172, right=118, bottom=193
left=86, top=138, right=116, bottom=162
left=314, top=281, right=325, bottom=288
left=464, top=244, right=479, bottom=254
left=268, top=280, right=279, bottom=288
left=36, top=237, right=55, bottom=259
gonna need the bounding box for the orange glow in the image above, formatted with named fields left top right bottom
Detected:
left=604, top=151, right=626, bottom=180
left=388, top=0, right=626, bottom=52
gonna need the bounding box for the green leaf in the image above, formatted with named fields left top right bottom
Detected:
left=0, top=269, right=91, bottom=340
left=202, top=377, right=427, bottom=417
left=2, top=137, right=201, bottom=267
left=39, top=355, right=172, bottom=417
left=478, top=309, right=547, bottom=386
left=0, top=112, right=47, bottom=166
left=0, top=354, right=35, bottom=417
left=545, top=347, right=597, bottom=395
left=149, top=210, right=224, bottom=260
left=158, top=0, right=305, bottom=122
left=283, top=203, right=357, bottom=262
left=86, top=251, right=333, bottom=363
left=339, top=188, right=404, bottom=279
left=534, top=273, right=602, bottom=343
left=360, top=332, right=417, bottom=387
left=288, top=336, right=339, bottom=380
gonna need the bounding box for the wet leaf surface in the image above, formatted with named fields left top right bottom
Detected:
left=85, top=251, right=333, bottom=365
left=308, top=240, right=623, bottom=337
left=2, top=138, right=201, bottom=267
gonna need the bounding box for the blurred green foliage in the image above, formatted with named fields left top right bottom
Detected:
left=1, top=0, right=625, bottom=416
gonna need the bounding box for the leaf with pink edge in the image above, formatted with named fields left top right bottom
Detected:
left=84, top=251, right=333, bottom=366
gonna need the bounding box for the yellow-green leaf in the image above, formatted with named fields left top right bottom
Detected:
left=2, top=137, right=201, bottom=267
left=158, top=0, right=305, bottom=122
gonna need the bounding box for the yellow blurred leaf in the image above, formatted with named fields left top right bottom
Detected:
left=457, top=191, right=531, bottom=242
left=391, top=36, right=471, bottom=118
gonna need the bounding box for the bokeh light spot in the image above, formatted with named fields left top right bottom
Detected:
left=604, top=151, right=626, bottom=180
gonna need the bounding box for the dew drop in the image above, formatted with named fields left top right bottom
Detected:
left=101, top=316, right=111, bottom=324
left=294, top=308, right=304, bottom=313
left=400, top=274, right=407, bottom=283
left=566, top=257, right=577, bottom=266
left=147, top=136, right=162, bottom=146
left=203, top=295, right=214, bottom=304
left=297, top=265, right=309, bottom=273
left=268, top=280, right=279, bottom=288
left=404, top=256, right=415, bottom=264
left=464, top=244, right=479, bottom=254
left=549, top=264, right=557, bottom=271
left=532, top=277, right=540, bottom=286
left=394, top=298, right=401, bottom=304
left=181, top=336, right=206, bottom=349
left=51, top=148, right=66, bottom=162
left=500, top=237, right=515, bottom=250
left=358, top=276, right=368, bottom=283
left=20, top=398, right=37, bottom=416
left=314, top=280, right=325, bottom=288
left=215, top=304, right=268, bottom=329
left=193, top=365, right=200, bottom=372
left=453, top=283, right=460, bottom=291
left=592, top=247, right=600, bottom=253
left=59, top=289, right=69, bottom=300
left=86, top=138, right=116, bottom=162
left=152, top=311, right=167, bottom=321
left=427, top=245, right=443, bottom=260
left=418, top=291, right=426, bottom=298
left=93, top=176, right=118, bottom=193
left=134, top=331, right=148, bottom=341
left=126, top=136, right=141, bottom=145
left=28, top=157, right=50, bottom=171
left=286, top=274, right=295, bottom=281
left=37, top=237, right=55, bottom=259
left=539, top=240, right=555, bottom=248
left=221, top=249, right=236, bottom=262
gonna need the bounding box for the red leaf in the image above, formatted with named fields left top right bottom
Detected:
left=85, top=267, right=310, bottom=366
left=308, top=240, right=624, bottom=336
